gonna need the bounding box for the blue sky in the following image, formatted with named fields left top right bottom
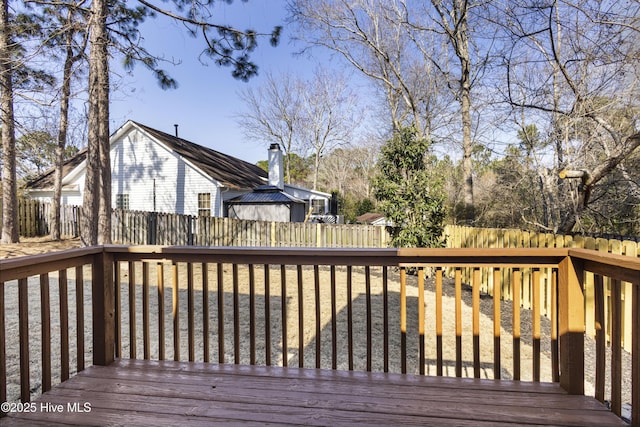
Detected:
left=109, top=0, right=325, bottom=165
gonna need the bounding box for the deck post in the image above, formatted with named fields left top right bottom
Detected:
left=558, top=255, right=585, bottom=395
left=92, top=247, right=115, bottom=366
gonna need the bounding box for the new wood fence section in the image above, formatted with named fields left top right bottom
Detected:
left=1, top=247, right=638, bottom=424
left=447, top=225, right=639, bottom=352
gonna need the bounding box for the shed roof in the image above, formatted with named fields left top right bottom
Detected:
left=356, top=212, right=386, bottom=224
left=226, top=185, right=305, bottom=205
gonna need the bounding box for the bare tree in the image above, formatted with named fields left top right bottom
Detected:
left=237, top=68, right=359, bottom=190
left=499, top=0, right=640, bottom=233
left=400, top=0, right=497, bottom=222
left=298, top=68, right=359, bottom=189
left=287, top=0, right=448, bottom=139
left=236, top=71, right=303, bottom=184
left=318, top=141, right=379, bottom=199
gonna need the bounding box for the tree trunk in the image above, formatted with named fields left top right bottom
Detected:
left=457, top=10, right=475, bottom=223
left=52, top=30, right=75, bottom=241
left=82, top=0, right=109, bottom=246
left=0, top=0, right=18, bottom=244
left=97, top=6, right=111, bottom=245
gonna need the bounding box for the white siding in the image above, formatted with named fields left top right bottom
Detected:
left=283, top=185, right=330, bottom=214
left=110, top=128, right=220, bottom=216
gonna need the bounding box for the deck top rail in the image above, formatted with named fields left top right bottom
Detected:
left=1, top=246, right=638, bottom=425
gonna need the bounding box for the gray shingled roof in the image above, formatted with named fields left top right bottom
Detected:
left=27, top=148, right=88, bottom=190
left=27, top=122, right=267, bottom=191
left=134, top=122, right=266, bottom=189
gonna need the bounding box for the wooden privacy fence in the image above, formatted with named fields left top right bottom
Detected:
left=445, top=225, right=639, bottom=352
left=15, top=200, right=389, bottom=248
left=112, top=209, right=388, bottom=247
left=14, top=199, right=79, bottom=238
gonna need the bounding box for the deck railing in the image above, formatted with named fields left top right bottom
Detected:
left=1, top=246, right=638, bottom=424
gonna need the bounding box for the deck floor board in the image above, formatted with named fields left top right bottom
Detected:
left=2, top=359, right=626, bottom=426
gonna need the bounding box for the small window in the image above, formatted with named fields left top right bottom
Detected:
left=311, top=199, right=325, bottom=215
left=198, top=193, right=211, bottom=216
left=116, top=194, right=129, bottom=210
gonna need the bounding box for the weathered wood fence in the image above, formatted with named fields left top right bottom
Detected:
left=14, top=200, right=389, bottom=248
left=14, top=199, right=79, bottom=238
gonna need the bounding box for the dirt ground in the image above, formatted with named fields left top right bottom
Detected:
left=0, top=237, right=632, bottom=420
left=0, top=236, right=82, bottom=259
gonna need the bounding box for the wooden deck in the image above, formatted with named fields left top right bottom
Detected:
left=2, top=359, right=625, bottom=427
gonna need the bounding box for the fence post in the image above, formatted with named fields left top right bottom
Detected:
left=92, top=248, right=115, bottom=366
left=557, top=255, right=584, bottom=395
left=270, top=221, right=276, bottom=247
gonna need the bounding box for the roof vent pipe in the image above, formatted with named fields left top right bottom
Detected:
left=174, top=124, right=179, bottom=137
left=268, top=143, right=284, bottom=190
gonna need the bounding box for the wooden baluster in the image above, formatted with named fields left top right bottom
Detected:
left=632, top=280, right=639, bottom=427
left=455, top=268, right=462, bottom=378
left=551, top=269, right=559, bottom=382
left=18, top=278, right=30, bottom=401
left=594, top=275, right=605, bottom=402
left=401, top=267, right=407, bottom=375
left=157, top=262, right=165, bottom=361
left=233, top=264, right=240, bottom=364
left=129, top=262, right=137, bottom=359
left=202, top=263, right=209, bottom=363
left=315, top=265, right=321, bottom=369
left=512, top=268, right=521, bottom=381
left=418, top=267, right=425, bottom=375
left=114, top=262, right=121, bottom=359
left=249, top=264, right=256, bottom=365
left=383, top=266, right=389, bottom=373
left=264, top=264, right=271, bottom=366
left=331, top=265, right=337, bottom=370
left=172, top=263, right=179, bottom=361
left=280, top=264, right=287, bottom=367
left=40, top=274, right=51, bottom=392
left=217, top=263, right=224, bottom=364
left=493, top=268, right=501, bottom=380
left=532, top=268, right=541, bottom=382
left=75, top=266, right=85, bottom=372
left=297, top=264, right=304, bottom=368
left=348, top=265, right=354, bottom=371
left=143, top=262, right=150, bottom=360
left=59, top=269, right=69, bottom=381
left=473, top=268, right=480, bottom=379
left=187, top=263, right=194, bottom=362
left=436, top=268, right=443, bottom=377
left=611, top=279, right=622, bottom=416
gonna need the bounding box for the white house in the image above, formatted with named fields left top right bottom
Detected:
left=26, top=120, right=332, bottom=221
